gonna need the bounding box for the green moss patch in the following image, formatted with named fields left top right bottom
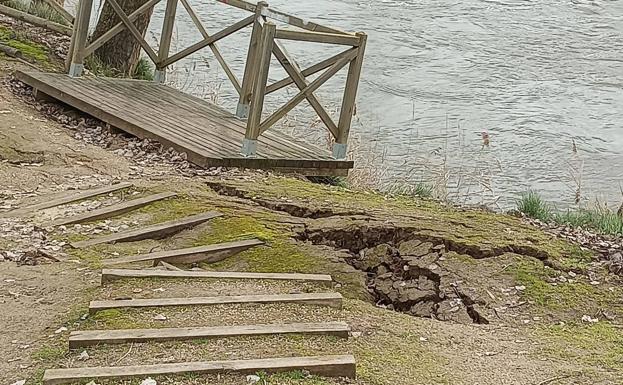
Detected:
left=0, top=25, right=50, bottom=64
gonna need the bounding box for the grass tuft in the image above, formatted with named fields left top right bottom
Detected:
left=133, top=57, right=154, bottom=81
left=86, top=56, right=154, bottom=81
left=388, top=182, right=434, bottom=199
left=517, top=190, right=623, bottom=236
left=517, top=190, right=552, bottom=222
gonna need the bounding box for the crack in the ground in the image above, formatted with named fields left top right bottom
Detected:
left=298, top=225, right=552, bottom=261
left=354, top=240, right=489, bottom=324
left=206, top=181, right=369, bottom=219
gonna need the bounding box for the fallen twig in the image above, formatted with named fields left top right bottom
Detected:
left=536, top=374, right=572, bottom=385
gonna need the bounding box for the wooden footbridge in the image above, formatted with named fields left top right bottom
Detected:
left=16, top=0, right=368, bottom=175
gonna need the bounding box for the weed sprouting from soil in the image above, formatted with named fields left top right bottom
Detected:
left=517, top=191, right=552, bottom=222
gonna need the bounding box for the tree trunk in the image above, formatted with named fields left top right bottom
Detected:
left=91, top=0, right=154, bottom=76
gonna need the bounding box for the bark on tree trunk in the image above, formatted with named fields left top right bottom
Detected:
left=91, top=0, right=154, bottom=76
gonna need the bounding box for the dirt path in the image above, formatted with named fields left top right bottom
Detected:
left=1, top=57, right=622, bottom=385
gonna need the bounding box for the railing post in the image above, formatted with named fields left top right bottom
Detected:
left=334, top=32, right=367, bottom=159
left=236, top=1, right=268, bottom=119
left=154, top=0, right=178, bottom=84
left=241, top=21, right=276, bottom=157
left=68, top=0, right=93, bottom=77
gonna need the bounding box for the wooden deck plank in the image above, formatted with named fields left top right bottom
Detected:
left=42, top=355, right=356, bottom=384
left=78, top=77, right=321, bottom=160
left=45, top=192, right=177, bottom=227
left=14, top=71, right=354, bottom=174
left=71, top=212, right=222, bottom=248
left=5, top=183, right=133, bottom=216
left=101, top=268, right=334, bottom=284
left=100, top=239, right=264, bottom=267
left=89, top=292, right=343, bottom=314
left=85, top=80, right=317, bottom=160
left=76, top=81, right=247, bottom=156
left=68, top=321, right=350, bottom=348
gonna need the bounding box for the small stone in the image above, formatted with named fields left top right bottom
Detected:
left=419, top=336, right=428, bottom=342
left=10, top=381, right=26, bottom=385
left=581, top=315, right=599, bottom=323
left=246, top=375, right=261, bottom=384
left=133, top=288, right=143, bottom=294
left=514, top=285, right=526, bottom=291
left=140, top=378, right=157, bottom=385
left=351, top=331, right=362, bottom=338
left=153, top=314, right=167, bottom=321
left=54, top=327, right=68, bottom=334
left=78, top=350, right=90, bottom=361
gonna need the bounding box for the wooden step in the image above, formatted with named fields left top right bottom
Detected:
left=71, top=212, right=222, bottom=248
left=101, top=268, right=333, bottom=285
left=100, top=239, right=264, bottom=266
left=46, top=192, right=177, bottom=227
left=5, top=182, right=133, bottom=216
left=68, top=321, right=350, bottom=348
left=42, top=355, right=356, bottom=385
left=89, top=292, right=343, bottom=314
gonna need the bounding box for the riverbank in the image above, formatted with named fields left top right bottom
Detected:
left=2, top=18, right=623, bottom=385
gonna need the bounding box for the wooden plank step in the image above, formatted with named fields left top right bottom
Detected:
left=68, top=321, right=350, bottom=348
left=100, top=239, right=264, bottom=266
left=42, top=355, right=356, bottom=385
left=71, top=212, right=222, bottom=248
left=46, top=192, right=177, bottom=227
left=101, top=268, right=333, bottom=285
left=5, top=182, right=133, bottom=216
left=89, top=292, right=343, bottom=314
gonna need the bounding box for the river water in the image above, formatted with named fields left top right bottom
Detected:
left=88, top=0, right=623, bottom=209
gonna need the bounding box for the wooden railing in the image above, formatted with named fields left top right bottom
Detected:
left=67, top=0, right=367, bottom=159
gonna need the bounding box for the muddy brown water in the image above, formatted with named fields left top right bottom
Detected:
left=84, top=0, right=623, bottom=209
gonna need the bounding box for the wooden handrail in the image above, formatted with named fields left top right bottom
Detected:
left=259, top=50, right=357, bottom=135
left=214, top=0, right=351, bottom=35
left=274, top=29, right=361, bottom=47
left=265, top=49, right=357, bottom=94
left=272, top=42, right=338, bottom=138
left=160, top=15, right=255, bottom=68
